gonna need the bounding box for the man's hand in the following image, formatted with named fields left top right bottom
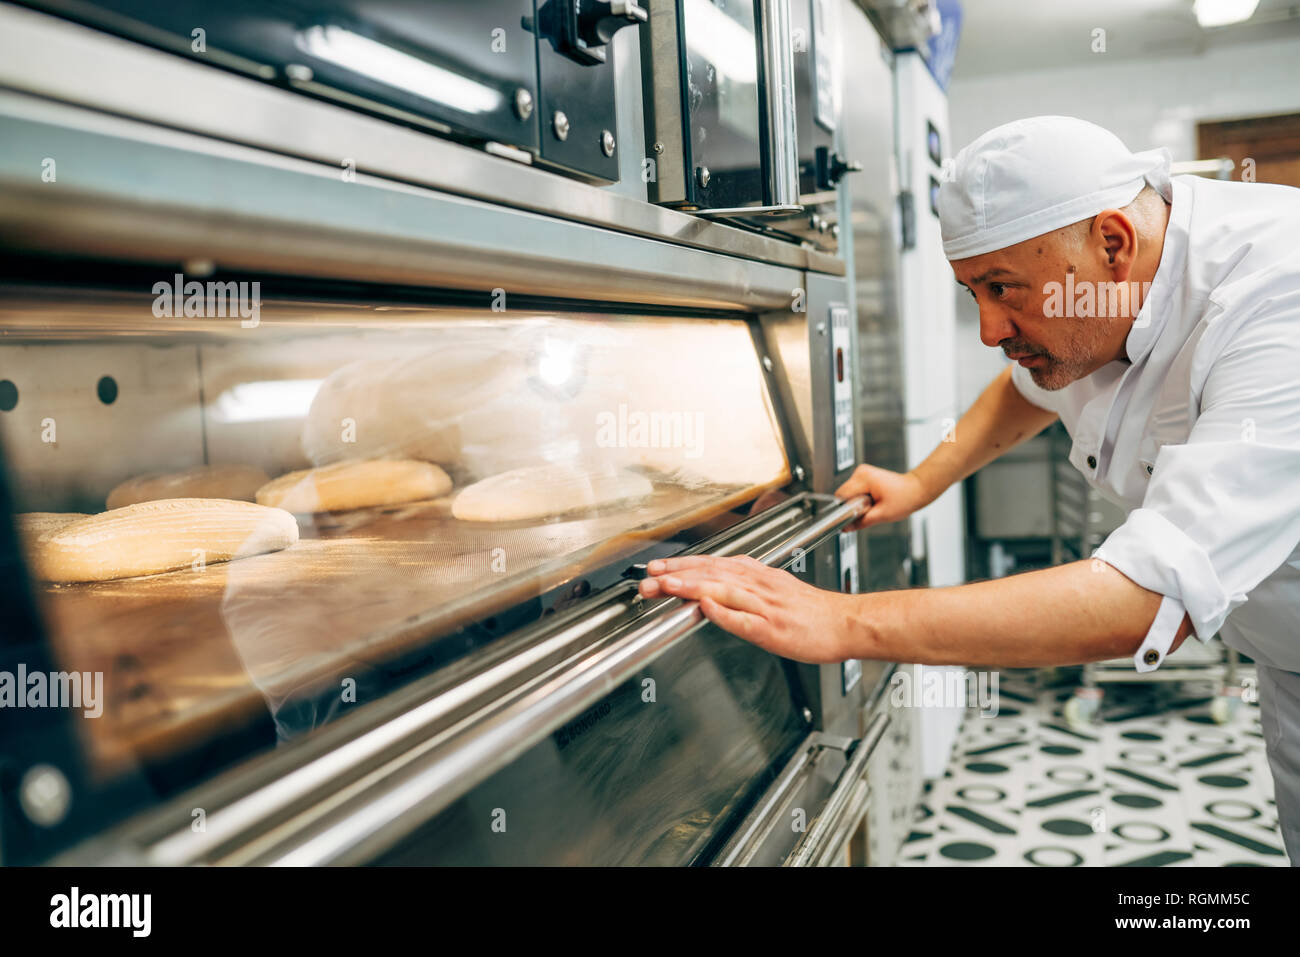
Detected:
left=835, top=463, right=930, bottom=531
left=638, top=553, right=1194, bottom=670
left=637, top=555, right=855, bottom=663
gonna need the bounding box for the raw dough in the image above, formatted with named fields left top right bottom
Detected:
left=106, top=464, right=271, bottom=509
left=28, top=498, right=299, bottom=583
left=255, top=459, right=452, bottom=513
left=16, top=512, right=89, bottom=547
left=451, top=464, right=653, bottom=522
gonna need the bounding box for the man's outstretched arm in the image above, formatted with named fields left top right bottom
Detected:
left=636, top=554, right=1193, bottom=667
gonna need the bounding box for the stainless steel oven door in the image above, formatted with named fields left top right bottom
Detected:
left=642, top=0, right=800, bottom=215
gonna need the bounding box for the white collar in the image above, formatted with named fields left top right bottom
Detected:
left=1125, top=177, right=1192, bottom=365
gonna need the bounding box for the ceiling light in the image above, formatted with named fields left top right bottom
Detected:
left=1193, top=0, right=1261, bottom=28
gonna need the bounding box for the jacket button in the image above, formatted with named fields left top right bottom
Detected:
left=1087, top=454, right=1097, bottom=469
left=1144, top=649, right=1159, bottom=665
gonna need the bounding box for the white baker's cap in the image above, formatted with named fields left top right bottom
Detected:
left=938, top=116, right=1172, bottom=261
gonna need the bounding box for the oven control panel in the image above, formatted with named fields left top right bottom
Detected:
left=829, top=303, right=855, bottom=473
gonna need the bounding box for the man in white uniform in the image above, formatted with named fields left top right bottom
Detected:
left=637, top=116, right=1300, bottom=863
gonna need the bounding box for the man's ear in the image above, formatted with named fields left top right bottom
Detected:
left=1091, top=208, right=1138, bottom=281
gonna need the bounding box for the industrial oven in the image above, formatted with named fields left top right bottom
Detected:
left=0, top=0, right=919, bottom=866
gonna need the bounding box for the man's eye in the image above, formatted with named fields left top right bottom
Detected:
left=991, top=282, right=1008, bottom=298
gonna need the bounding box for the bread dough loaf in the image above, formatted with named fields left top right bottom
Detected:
left=106, top=464, right=271, bottom=509
left=16, top=512, right=89, bottom=547
left=28, top=498, right=299, bottom=583
left=255, top=459, right=452, bottom=513
left=452, top=465, right=653, bottom=522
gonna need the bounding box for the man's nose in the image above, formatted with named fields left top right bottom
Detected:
left=978, top=307, right=1017, bottom=349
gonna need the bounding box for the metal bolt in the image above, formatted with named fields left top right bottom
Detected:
left=513, top=87, right=534, bottom=121
left=793, top=464, right=806, bottom=482
left=653, top=141, right=665, bottom=154
left=816, top=322, right=827, bottom=335
left=284, top=63, right=314, bottom=83
left=552, top=111, right=570, bottom=141
left=696, top=165, right=711, bottom=188
left=762, top=355, right=773, bottom=372
left=19, top=764, right=71, bottom=827
left=801, top=707, right=814, bottom=724
left=601, top=129, right=616, bottom=156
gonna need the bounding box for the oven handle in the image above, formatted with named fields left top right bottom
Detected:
left=784, top=710, right=890, bottom=867
left=259, top=494, right=871, bottom=865
left=758, top=0, right=800, bottom=210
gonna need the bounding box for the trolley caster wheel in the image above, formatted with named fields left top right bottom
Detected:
left=1210, top=686, right=1243, bottom=724
left=1065, top=688, right=1102, bottom=730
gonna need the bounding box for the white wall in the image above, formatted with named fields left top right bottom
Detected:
left=943, top=35, right=1300, bottom=411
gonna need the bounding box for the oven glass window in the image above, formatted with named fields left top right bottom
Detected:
left=0, top=297, right=791, bottom=828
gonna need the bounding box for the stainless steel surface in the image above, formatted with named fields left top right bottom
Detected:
left=864, top=673, right=919, bottom=866
left=853, top=0, right=938, bottom=49
left=712, top=732, right=849, bottom=866
left=249, top=495, right=869, bottom=865
left=0, top=3, right=841, bottom=276
left=758, top=0, right=802, bottom=210
left=638, top=0, right=687, bottom=206
left=695, top=204, right=805, bottom=218
left=760, top=309, right=818, bottom=481
left=837, top=0, right=911, bottom=592
left=0, top=93, right=810, bottom=311
left=606, top=21, right=650, bottom=200
left=786, top=710, right=888, bottom=866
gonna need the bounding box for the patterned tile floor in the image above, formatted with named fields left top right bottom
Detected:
left=900, top=668, right=1291, bottom=867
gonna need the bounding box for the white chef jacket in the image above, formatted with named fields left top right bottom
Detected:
left=1008, top=173, right=1300, bottom=673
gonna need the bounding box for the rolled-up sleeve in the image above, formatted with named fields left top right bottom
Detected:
left=1094, top=294, right=1300, bottom=649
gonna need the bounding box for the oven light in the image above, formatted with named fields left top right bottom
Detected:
left=295, top=25, right=504, bottom=115
left=537, top=338, right=577, bottom=388
left=683, top=0, right=758, bottom=85
left=212, top=379, right=323, bottom=423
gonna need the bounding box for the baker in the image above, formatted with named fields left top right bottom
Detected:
left=637, top=115, right=1300, bottom=863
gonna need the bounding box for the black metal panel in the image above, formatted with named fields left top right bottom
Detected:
left=534, top=0, right=622, bottom=182
left=22, top=1, right=542, bottom=156
left=373, top=624, right=809, bottom=865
